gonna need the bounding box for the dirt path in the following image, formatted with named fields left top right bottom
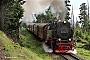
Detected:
left=0, top=41, right=9, bottom=60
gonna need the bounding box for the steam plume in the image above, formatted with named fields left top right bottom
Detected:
left=22, top=0, right=66, bottom=23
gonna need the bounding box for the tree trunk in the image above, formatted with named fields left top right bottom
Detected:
left=0, top=6, right=2, bottom=30
left=0, top=3, right=4, bottom=31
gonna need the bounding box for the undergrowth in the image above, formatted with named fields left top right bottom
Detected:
left=76, top=43, right=90, bottom=60
left=20, top=28, right=52, bottom=60
left=0, top=30, right=52, bottom=60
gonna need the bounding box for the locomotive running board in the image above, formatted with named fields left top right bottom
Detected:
left=42, top=42, right=53, bottom=53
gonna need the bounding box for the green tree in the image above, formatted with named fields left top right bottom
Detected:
left=74, top=3, right=90, bottom=44
left=65, top=0, right=71, bottom=21
left=74, top=28, right=83, bottom=39
left=36, top=13, right=46, bottom=23
left=76, top=20, right=80, bottom=28
left=36, top=7, right=55, bottom=23
left=0, top=0, right=11, bottom=30
left=0, top=0, right=24, bottom=42
left=78, top=3, right=89, bottom=32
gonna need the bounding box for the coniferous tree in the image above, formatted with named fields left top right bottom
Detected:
left=0, top=0, right=24, bottom=42
left=79, top=3, right=89, bottom=32
left=36, top=7, right=55, bottom=23
left=65, top=0, right=71, bottom=21
left=76, top=21, right=79, bottom=28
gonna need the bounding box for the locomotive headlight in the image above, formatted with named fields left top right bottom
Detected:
left=64, top=21, right=66, bottom=23
left=72, top=47, right=74, bottom=50
left=69, top=38, right=71, bottom=41
left=58, top=38, right=61, bottom=41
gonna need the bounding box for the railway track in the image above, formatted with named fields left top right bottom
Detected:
left=60, top=53, right=85, bottom=60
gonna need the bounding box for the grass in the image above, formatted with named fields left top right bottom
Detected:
left=76, top=43, right=90, bottom=60
left=0, top=31, right=26, bottom=60
left=0, top=29, right=52, bottom=60
left=20, top=28, right=52, bottom=60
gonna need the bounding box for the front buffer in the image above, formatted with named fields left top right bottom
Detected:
left=54, top=42, right=77, bottom=54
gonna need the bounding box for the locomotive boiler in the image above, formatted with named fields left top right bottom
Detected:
left=28, top=21, right=76, bottom=53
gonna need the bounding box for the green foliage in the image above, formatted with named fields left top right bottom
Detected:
left=77, top=48, right=90, bottom=60
left=20, top=28, right=52, bottom=60
left=76, top=43, right=90, bottom=60
left=74, top=28, right=90, bottom=44
left=75, top=21, right=80, bottom=28
left=0, top=30, right=44, bottom=60
left=78, top=3, right=89, bottom=32
left=74, top=28, right=83, bottom=38
left=74, top=2, right=90, bottom=47
left=65, top=0, right=71, bottom=21
left=36, top=13, right=46, bottom=23
left=76, top=42, right=85, bottom=48
left=2, top=0, right=24, bottom=41
left=36, top=7, right=56, bottom=23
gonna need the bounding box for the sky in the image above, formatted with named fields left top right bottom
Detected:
left=70, top=0, right=90, bottom=21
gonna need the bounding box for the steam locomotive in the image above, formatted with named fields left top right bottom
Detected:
left=27, top=21, right=75, bottom=53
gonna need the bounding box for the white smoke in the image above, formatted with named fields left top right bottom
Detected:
left=22, top=0, right=66, bottom=23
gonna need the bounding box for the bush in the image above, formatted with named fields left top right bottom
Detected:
left=74, top=28, right=90, bottom=44
left=74, top=28, right=83, bottom=39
